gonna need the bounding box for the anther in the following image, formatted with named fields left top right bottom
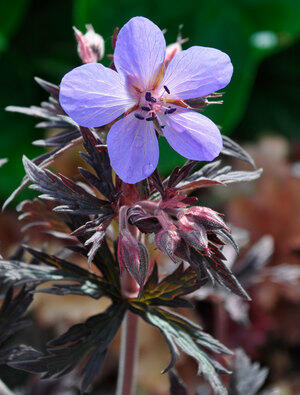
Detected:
left=163, top=85, right=170, bottom=94
left=164, top=108, right=176, bottom=115
left=146, top=116, right=155, bottom=121
left=134, top=113, right=145, bottom=120
left=145, top=91, right=152, bottom=101
left=141, top=106, right=151, bottom=111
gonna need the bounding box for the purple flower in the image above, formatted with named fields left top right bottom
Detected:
left=59, top=17, right=233, bottom=184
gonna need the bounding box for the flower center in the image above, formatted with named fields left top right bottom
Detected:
left=133, top=86, right=177, bottom=129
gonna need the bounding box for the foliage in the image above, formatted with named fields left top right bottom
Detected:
left=0, top=79, right=264, bottom=389
left=0, top=286, right=33, bottom=364
left=229, top=348, right=269, bottom=395
left=0, top=13, right=278, bottom=395
left=168, top=348, right=269, bottom=395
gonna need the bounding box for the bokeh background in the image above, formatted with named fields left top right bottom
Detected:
left=0, top=0, right=299, bottom=394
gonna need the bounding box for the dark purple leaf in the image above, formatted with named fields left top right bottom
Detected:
left=235, top=236, right=274, bottom=286
left=80, top=127, right=116, bottom=202
left=130, top=304, right=231, bottom=395
left=189, top=248, right=250, bottom=300
left=0, top=286, right=34, bottom=346
left=221, top=135, right=256, bottom=168
left=34, top=76, right=60, bottom=99
left=3, top=136, right=83, bottom=210
left=137, top=263, right=203, bottom=308
left=8, top=303, right=126, bottom=393
left=23, top=156, right=110, bottom=216
left=169, top=370, right=188, bottom=395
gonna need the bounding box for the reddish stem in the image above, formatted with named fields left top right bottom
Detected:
left=117, top=268, right=140, bottom=395
left=214, top=300, right=227, bottom=344
left=116, top=311, right=139, bottom=395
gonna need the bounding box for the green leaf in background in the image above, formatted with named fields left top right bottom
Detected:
left=0, top=0, right=76, bottom=201
left=73, top=0, right=299, bottom=174
left=0, top=0, right=30, bottom=53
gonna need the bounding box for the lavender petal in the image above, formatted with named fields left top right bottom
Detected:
left=114, top=17, right=166, bottom=91
left=161, top=110, right=222, bottom=161
left=161, top=46, right=233, bottom=100
left=107, top=113, right=159, bottom=183
left=59, top=63, right=136, bottom=127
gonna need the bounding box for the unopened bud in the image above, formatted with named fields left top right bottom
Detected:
left=73, top=24, right=105, bottom=63
left=179, top=207, right=230, bottom=232
left=155, top=229, right=181, bottom=263
left=164, top=26, right=188, bottom=66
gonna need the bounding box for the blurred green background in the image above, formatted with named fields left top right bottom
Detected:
left=0, top=0, right=299, bottom=202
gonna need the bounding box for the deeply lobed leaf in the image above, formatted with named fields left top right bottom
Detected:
left=129, top=304, right=232, bottom=395
left=8, top=303, right=126, bottom=393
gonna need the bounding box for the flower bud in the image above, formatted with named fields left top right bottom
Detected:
left=179, top=207, right=230, bottom=232
left=164, top=27, right=188, bottom=66
left=73, top=24, right=105, bottom=63
left=155, top=229, right=181, bottom=263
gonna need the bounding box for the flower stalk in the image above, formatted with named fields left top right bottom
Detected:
left=116, top=311, right=139, bottom=395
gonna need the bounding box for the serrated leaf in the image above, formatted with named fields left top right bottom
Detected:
left=135, top=263, right=203, bottom=308
left=178, top=160, right=262, bottom=190
left=0, top=247, right=121, bottom=301
left=0, top=286, right=33, bottom=346
left=229, top=348, right=268, bottom=395
left=80, top=127, right=116, bottom=202
left=27, top=246, right=121, bottom=300
left=0, top=345, right=38, bottom=365
left=34, top=76, right=60, bottom=100
left=215, top=168, right=263, bottom=185
left=167, top=160, right=199, bottom=188
left=235, top=236, right=274, bottom=287
left=24, top=155, right=110, bottom=216
left=17, top=198, right=74, bottom=240
left=221, top=136, right=256, bottom=168
left=8, top=303, right=126, bottom=392
left=130, top=304, right=231, bottom=395
left=3, top=136, right=83, bottom=210
left=89, top=238, right=120, bottom=293
left=190, top=248, right=250, bottom=300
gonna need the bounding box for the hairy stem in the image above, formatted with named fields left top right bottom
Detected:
left=116, top=311, right=139, bottom=395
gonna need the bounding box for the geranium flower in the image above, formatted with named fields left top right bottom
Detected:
left=59, top=17, right=233, bottom=184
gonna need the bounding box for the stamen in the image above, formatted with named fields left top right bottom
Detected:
left=134, top=113, right=145, bottom=120
left=146, top=116, right=155, bottom=121
left=145, top=91, right=157, bottom=103
left=163, top=85, right=170, bottom=94
left=160, top=125, right=165, bottom=129
left=164, top=108, right=176, bottom=115
left=141, top=106, right=151, bottom=111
